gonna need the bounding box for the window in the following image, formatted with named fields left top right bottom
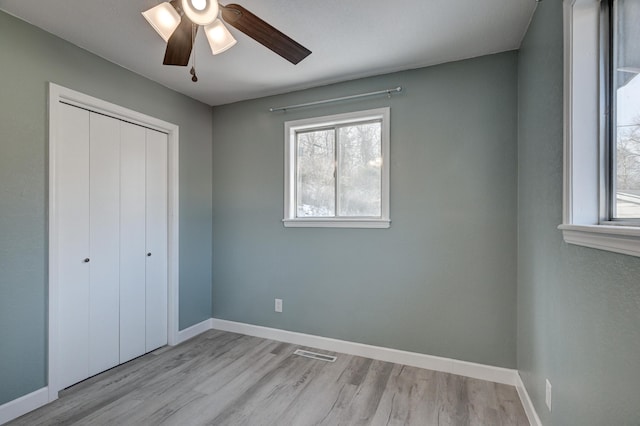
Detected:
left=604, top=0, right=640, bottom=221
left=284, top=108, right=390, bottom=228
left=560, top=0, right=640, bottom=257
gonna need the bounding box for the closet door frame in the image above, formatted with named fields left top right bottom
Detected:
left=47, top=83, right=180, bottom=402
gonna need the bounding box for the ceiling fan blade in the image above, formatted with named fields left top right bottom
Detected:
left=220, top=3, right=311, bottom=65
left=163, top=2, right=197, bottom=66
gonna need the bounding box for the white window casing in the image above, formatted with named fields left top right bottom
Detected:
left=560, top=0, right=640, bottom=257
left=284, top=108, right=391, bottom=228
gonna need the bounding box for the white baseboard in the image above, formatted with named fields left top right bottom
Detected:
left=210, top=318, right=518, bottom=386
left=175, top=318, right=214, bottom=345
left=516, top=373, right=543, bottom=426
left=0, top=387, right=49, bottom=425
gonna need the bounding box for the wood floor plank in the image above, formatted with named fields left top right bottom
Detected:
left=343, top=359, right=396, bottom=425
left=8, top=330, right=530, bottom=426
left=370, top=365, right=439, bottom=426
left=277, top=352, right=356, bottom=425
left=495, top=379, right=530, bottom=426
left=207, top=351, right=331, bottom=425
left=162, top=340, right=299, bottom=424
left=467, top=378, right=499, bottom=426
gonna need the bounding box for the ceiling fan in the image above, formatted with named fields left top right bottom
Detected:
left=142, top=0, right=311, bottom=81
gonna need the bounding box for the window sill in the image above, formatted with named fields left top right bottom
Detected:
left=283, top=219, right=391, bottom=229
left=558, top=224, right=640, bottom=257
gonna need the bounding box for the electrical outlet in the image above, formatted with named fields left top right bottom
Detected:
left=545, top=379, right=552, bottom=411
left=275, top=298, right=283, bottom=313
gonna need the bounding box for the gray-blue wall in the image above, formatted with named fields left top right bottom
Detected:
left=0, top=11, right=213, bottom=405
left=517, top=2, right=640, bottom=425
left=211, top=52, right=519, bottom=369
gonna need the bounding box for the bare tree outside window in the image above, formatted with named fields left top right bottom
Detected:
left=296, top=130, right=335, bottom=217
left=615, top=120, right=640, bottom=217
left=338, top=123, right=382, bottom=216
left=294, top=121, right=382, bottom=218
left=613, top=0, right=640, bottom=218
left=616, top=123, right=640, bottom=190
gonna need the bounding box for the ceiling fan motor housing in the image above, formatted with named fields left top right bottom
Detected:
left=181, top=0, right=219, bottom=26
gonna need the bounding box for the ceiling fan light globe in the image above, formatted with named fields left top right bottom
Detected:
left=181, top=0, right=219, bottom=26
left=204, top=19, right=237, bottom=55
left=142, top=2, right=181, bottom=42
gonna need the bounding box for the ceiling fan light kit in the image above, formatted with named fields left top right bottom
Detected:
left=204, top=19, right=237, bottom=55
left=141, top=2, right=181, bottom=42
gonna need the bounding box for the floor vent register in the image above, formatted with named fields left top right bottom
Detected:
left=293, top=349, right=337, bottom=362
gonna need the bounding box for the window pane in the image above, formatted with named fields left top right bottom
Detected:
left=614, top=0, right=640, bottom=218
left=296, top=130, right=335, bottom=217
left=337, top=122, right=382, bottom=217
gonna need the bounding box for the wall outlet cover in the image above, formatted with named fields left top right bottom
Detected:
left=275, top=298, right=283, bottom=313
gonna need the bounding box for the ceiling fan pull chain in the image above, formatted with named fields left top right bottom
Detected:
left=190, top=23, right=198, bottom=82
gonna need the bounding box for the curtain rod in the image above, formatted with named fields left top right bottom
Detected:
left=269, top=86, right=403, bottom=112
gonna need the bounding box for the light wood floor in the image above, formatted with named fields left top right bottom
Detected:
left=10, top=330, right=529, bottom=425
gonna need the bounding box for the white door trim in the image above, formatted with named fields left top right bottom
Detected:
left=47, top=83, right=180, bottom=402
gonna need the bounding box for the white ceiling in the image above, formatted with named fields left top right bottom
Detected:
left=0, top=0, right=536, bottom=106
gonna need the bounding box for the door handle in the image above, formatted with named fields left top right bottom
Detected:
left=83, top=258, right=90, bottom=263
left=147, top=252, right=152, bottom=257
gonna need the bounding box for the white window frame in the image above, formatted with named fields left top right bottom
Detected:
left=283, top=107, right=391, bottom=228
left=560, top=0, right=640, bottom=257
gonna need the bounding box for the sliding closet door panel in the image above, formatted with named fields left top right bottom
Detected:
left=119, top=122, right=147, bottom=363
left=88, top=113, right=121, bottom=376
left=57, top=103, right=91, bottom=389
left=145, top=129, right=168, bottom=351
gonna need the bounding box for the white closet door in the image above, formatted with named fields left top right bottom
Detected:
left=57, top=103, right=91, bottom=389
left=55, top=104, right=170, bottom=390
left=119, top=122, right=147, bottom=363
left=145, top=129, right=168, bottom=352
left=88, top=113, right=121, bottom=376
